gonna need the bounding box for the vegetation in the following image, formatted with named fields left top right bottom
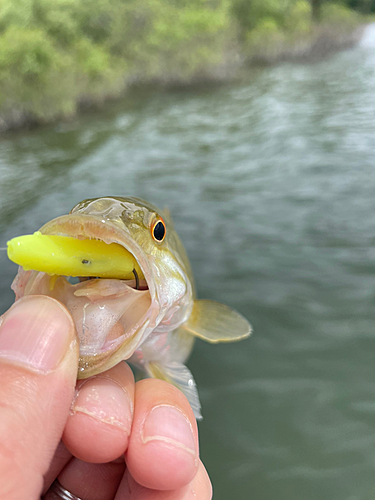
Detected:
left=0, top=0, right=367, bottom=128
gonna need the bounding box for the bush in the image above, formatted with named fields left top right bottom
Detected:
left=321, top=3, right=361, bottom=26
left=285, top=0, right=312, bottom=33
left=0, top=27, right=76, bottom=116
left=0, top=0, right=34, bottom=33
left=136, top=0, right=232, bottom=79
left=246, top=17, right=283, bottom=48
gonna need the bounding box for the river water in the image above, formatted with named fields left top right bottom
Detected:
left=1, top=25, right=375, bottom=500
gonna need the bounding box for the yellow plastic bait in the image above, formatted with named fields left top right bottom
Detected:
left=7, top=232, right=144, bottom=280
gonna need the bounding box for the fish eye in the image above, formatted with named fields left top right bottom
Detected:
left=152, top=219, right=166, bottom=242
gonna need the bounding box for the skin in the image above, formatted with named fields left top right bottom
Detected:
left=0, top=296, right=212, bottom=500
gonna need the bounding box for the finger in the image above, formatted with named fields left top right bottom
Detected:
left=63, top=362, right=134, bottom=463
left=126, top=379, right=199, bottom=491
left=43, top=457, right=126, bottom=500
left=117, top=460, right=212, bottom=500
left=0, top=296, right=78, bottom=500
left=43, top=441, right=72, bottom=494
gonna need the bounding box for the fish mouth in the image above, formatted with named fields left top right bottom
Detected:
left=13, top=214, right=159, bottom=377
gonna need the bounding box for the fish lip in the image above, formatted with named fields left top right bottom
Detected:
left=39, top=213, right=156, bottom=300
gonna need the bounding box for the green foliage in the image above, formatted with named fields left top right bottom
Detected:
left=285, top=1, right=312, bottom=33
left=33, top=0, right=80, bottom=46
left=246, top=17, right=283, bottom=50
left=0, top=0, right=365, bottom=125
left=235, top=0, right=362, bottom=56
left=0, top=26, right=74, bottom=115
left=321, top=2, right=361, bottom=25
left=232, top=0, right=298, bottom=36
left=125, top=0, right=231, bottom=79
left=0, top=27, right=57, bottom=83
left=242, top=0, right=312, bottom=53
left=0, top=0, right=34, bottom=32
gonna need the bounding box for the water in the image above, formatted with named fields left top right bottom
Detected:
left=2, top=25, right=375, bottom=499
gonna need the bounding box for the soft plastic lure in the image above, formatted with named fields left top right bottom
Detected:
left=7, top=232, right=143, bottom=280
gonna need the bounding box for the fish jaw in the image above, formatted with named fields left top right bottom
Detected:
left=39, top=213, right=156, bottom=299
left=11, top=213, right=162, bottom=377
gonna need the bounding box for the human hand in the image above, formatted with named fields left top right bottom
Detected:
left=0, top=296, right=212, bottom=500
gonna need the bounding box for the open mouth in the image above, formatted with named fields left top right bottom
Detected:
left=10, top=214, right=157, bottom=364
left=49, top=270, right=151, bottom=357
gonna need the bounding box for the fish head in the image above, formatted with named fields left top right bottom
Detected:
left=11, top=196, right=194, bottom=377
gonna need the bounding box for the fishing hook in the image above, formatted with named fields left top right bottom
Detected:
left=132, top=268, right=139, bottom=290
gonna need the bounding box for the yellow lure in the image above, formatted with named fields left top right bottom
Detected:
left=7, top=232, right=144, bottom=280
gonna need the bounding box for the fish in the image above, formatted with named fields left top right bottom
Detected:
left=8, top=196, right=251, bottom=418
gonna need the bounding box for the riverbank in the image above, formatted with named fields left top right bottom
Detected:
left=245, top=23, right=364, bottom=66
left=0, top=1, right=367, bottom=133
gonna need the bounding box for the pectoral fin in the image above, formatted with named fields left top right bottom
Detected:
left=182, top=299, right=252, bottom=343
left=147, top=361, right=202, bottom=419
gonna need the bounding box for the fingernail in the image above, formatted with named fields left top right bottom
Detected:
left=72, top=377, right=132, bottom=431
left=142, top=405, right=196, bottom=456
left=0, top=296, right=74, bottom=373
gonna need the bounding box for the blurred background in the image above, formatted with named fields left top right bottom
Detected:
left=1, top=1, right=375, bottom=499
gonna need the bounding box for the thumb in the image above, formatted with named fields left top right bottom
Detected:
left=0, top=296, right=79, bottom=500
